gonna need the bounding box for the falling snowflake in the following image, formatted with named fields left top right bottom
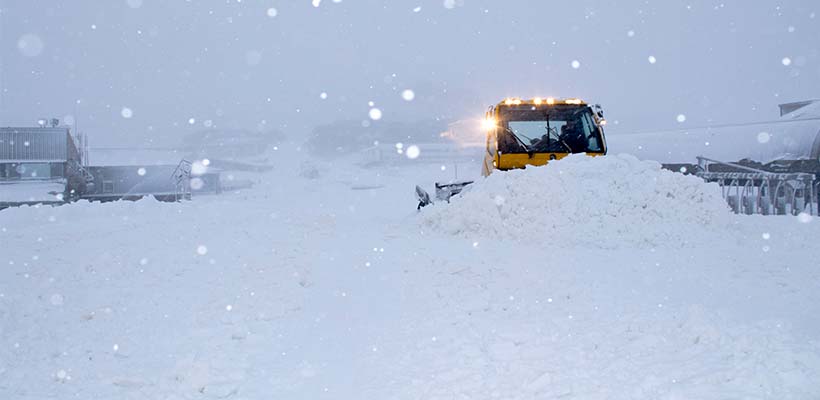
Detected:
left=676, top=114, right=686, bottom=123
left=121, top=107, right=134, bottom=119
left=369, top=108, right=383, bottom=120
left=17, top=34, right=44, bottom=57
left=50, top=294, right=64, bottom=306
left=405, top=145, right=420, bottom=159
left=648, top=55, right=657, bottom=64
left=196, top=245, right=208, bottom=255
left=266, top=7, right=278, bottom=17
left=401, top=89, right=415, bottom=101
left=137, top=167, right=146, bottom=176
left=191, top=161, right=208, bottom=175
left=782, top=57, right=792, bottom=66
left=757, top=132, right=771, bottom=143
left=190, top=178, right=204, bottom=190
left=571, top=60, right=581, bottom=69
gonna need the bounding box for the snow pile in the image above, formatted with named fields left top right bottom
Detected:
left=420, top=154, right=730, bottom=248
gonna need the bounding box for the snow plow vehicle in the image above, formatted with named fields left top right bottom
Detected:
left=416, top=97, right=608, bottom=209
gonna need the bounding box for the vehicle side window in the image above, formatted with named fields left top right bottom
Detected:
left=581, top=113, right=602, bottom=152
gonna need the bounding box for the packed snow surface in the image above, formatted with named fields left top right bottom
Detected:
left=0, top=182, right=64, bottom=203
left=420, top=154, right=730, bottom=248
left=2, top=146, right=819, bottom=399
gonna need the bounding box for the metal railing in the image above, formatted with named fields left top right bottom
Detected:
left=171, top=159, right=193, bottom=201
left=696, top=156, right=817, bottom=216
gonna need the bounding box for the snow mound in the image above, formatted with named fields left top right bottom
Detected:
left=419, top=154, right=730, bottom=248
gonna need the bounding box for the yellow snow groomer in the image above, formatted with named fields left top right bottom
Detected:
left=480, top=97, right=608, bottom=176
left=416, top=97, right=608, bottom=208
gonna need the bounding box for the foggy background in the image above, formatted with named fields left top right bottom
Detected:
left=1, top=0, right=818, bottom=147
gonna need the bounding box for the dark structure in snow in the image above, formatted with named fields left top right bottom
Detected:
left=81, top=160, right=221, bottom=203
left=1, top=125, right=222, bottom=209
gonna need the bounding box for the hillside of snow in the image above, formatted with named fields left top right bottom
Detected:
left=2, top=146, right=820, bottom=399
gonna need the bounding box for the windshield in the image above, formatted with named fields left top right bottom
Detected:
left=497, top=105, right=604, bottom=154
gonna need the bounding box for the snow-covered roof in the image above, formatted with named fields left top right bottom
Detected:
left=608, top=103, right=820, bottom=164
left=88, top=148, right=188, bottom=167
left=0, top=181, right=65, bottom=203
left=781, top=100, right=820, bottom=119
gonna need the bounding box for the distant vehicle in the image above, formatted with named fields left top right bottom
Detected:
left=416, top=97, right=608, bottom=209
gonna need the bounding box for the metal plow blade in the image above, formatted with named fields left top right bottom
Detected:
left=415, top=180, right=474, bottom=210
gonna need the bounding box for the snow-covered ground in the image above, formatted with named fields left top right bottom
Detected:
left=2, top=145, right=819, bottom=399
left=0, top=182, right=65, bottom=203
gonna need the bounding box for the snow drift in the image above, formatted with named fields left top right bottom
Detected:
left=3, top=147, right=820, bottom=399
left=420, top=154, right=731, bottom=248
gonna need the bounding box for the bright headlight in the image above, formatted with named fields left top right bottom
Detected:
left=481, top=117, right=497, bottom=131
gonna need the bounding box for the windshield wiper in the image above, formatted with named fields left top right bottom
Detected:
left=545, top=113, right=551, bottom=148
left=559, top=139, right=574, bottom=153
left=500, top=126, right=534, bottom=153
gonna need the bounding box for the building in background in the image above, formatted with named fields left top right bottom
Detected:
left=0, top=123, right=89, bottom=209
left=81, top=149, right=219, bottom=202
left=607, top=100, right=820, bottom=164
left=607, top=100, right=820, bottom=216
left=83, top=164, right=191, bottom=202
left=1, top=124, right=226, bottom=210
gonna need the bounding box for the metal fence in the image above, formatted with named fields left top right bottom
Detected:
left=696, top=157, right=818, bottom=216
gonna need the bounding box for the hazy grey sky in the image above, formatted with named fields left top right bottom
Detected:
left=1, top=0, right=818, bottom=146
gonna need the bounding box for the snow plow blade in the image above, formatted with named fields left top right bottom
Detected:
left=415, top=185, right=433, bottom=210
left=416, top=180, right=474, bottom=210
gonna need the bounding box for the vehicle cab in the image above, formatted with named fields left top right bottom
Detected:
left=482, top=98, right=608, bottom=176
